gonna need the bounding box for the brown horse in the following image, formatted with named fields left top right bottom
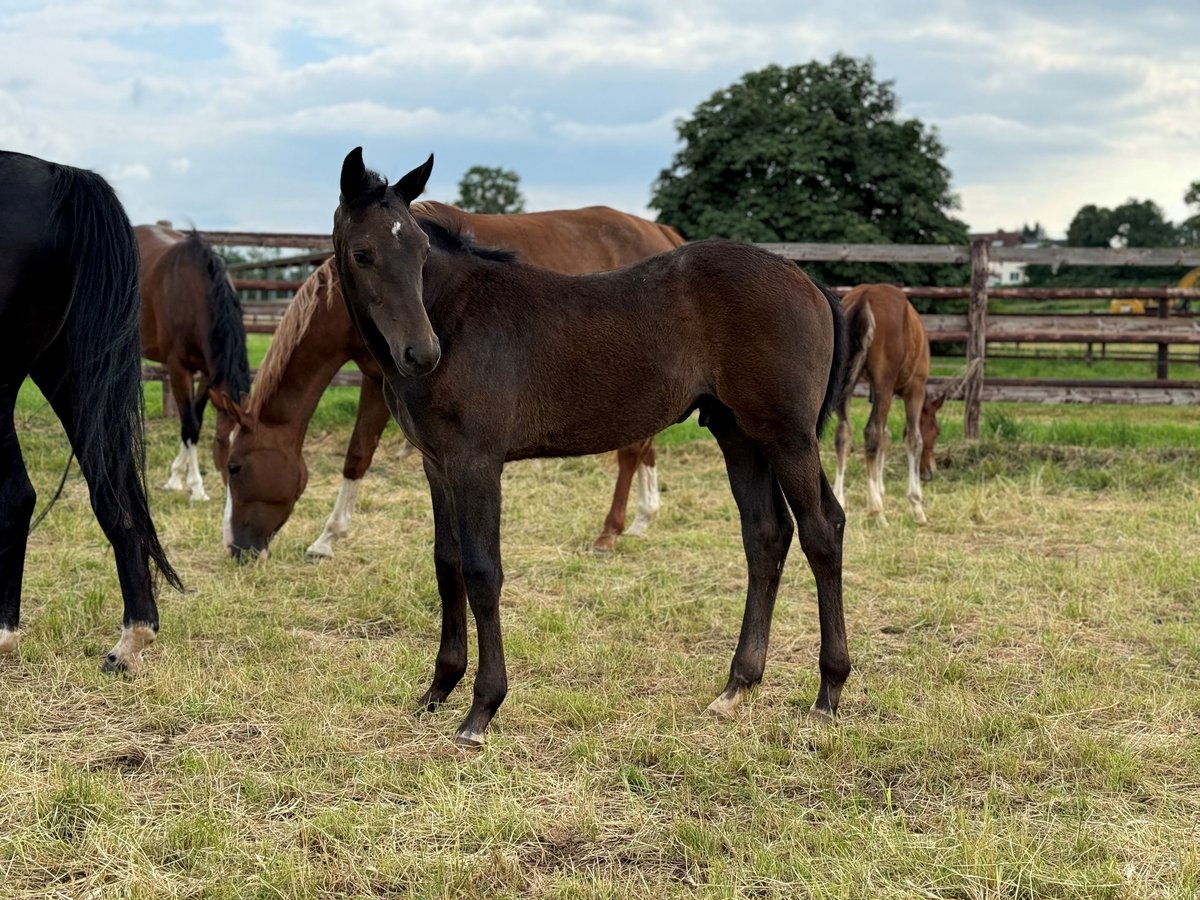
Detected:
left=216, top=202, right=683, bottom=559
left=137, top=224, right=250, bottom=502
left=832, top=283, right=942, bottom=524
left=328, top=149, right=848, bottom=747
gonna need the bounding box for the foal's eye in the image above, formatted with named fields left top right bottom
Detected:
left=352, top=250, right=371, bottom=265
left=228, top=463, right=243, bottom=477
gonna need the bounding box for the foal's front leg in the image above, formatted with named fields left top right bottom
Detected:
left=444, top=461, right=506, bottom=748
left=417, top=461, right=468, bottom=711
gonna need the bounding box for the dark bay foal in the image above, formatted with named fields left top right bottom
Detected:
left=334, top=149, right=849, bottom=747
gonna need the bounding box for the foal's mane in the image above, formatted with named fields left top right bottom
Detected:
left=250, top=257, right=341, bottom=415
left=410, top=201, right=519, bottom=264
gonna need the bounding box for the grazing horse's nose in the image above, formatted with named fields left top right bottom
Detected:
left=401, top=338, right=441, bottom=376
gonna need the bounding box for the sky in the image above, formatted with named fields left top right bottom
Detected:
left=2, top=0, right=1197, bottom=239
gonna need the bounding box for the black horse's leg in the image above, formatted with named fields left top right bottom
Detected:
left=705, top=408, right=794, bottom=717
left=768, top=440, right=850, bottom=721
left=416, top=459, right=469, bottom=711
left=444, top=460, right=506, bottom=748
left=0, top=385, right=36, bottom=655
left=31, top=352, right=160, bottom=673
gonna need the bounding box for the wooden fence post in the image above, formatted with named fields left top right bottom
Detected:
left=1156, top=296, right=1170, bottom=380
left=964, top=238, right=989, bottom=439
left=162, top=375, right=178, bottom=419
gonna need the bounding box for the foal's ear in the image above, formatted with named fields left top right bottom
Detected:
left=339, top=147, right=370, bottom=203
left=393, top=153, right=434, bottom=205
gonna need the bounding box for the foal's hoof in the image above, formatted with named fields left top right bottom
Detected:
left=591, top=534, right=616, bottom=553
left=806, top=705, right=837, bottom=725
left=453, top=728, right=486, bottom=750
left=0, top=628, right=20, bottom=655
left=704, top=688, right=746, bottom=719
left=304, top=547, right=333, bottom=562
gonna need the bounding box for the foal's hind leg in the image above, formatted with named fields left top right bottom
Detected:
left=767, top=441, right=850, bottom=721
left=863, top=393, right=893, bottom=524
left=32, top=359, right=160, bottom=673
left=902, top=389, right=928, bottom=525
left=0, top=387, right=36, bottom=655
left=593, top=441, right=640, bottom=552
left=705, top=410, right=794, bottom=718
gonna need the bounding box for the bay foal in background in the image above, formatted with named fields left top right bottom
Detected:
left=218, top=205, right=682, bottom=560
left=832, top=283, right=946, bottom=525
left=333, top=148, right=848, bottom=747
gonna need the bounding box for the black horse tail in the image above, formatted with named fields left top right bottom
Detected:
left=50, top=165, right=183, bottom=591
left=181, top=231, right=251, bottom=402
left=813, top=280, right=848, bottom=439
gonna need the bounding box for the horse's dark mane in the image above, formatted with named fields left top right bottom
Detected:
left=175, top=231, right=251, bottom=399
left=416, top=217, right=518, bottom=264
left=49, top=163, right=181, bottom=590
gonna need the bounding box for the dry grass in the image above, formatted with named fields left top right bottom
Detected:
left=2, top=390, right=1200, bottom=898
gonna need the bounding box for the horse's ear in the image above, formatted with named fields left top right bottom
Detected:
left=393, top=153, right=434, bottom=205
left=209, top=388, right=255, bottom=430
left=340, top=147, right=369, bottom=203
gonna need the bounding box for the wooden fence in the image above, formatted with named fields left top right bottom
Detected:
left=191, top=233, right=1200, bottom=437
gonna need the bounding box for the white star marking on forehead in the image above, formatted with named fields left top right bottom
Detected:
left=391, top=220, right=404, bottom=238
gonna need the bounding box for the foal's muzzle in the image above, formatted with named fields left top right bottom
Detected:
left=394, top=338, right=441, bottom=377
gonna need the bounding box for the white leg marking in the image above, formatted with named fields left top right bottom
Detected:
left=0, top=627, right=20, bottom=655
left=625, top=465, right=660, bottom=537
left=905, top=433, right=928, bottom=525
left=103, top=623, right=157, bottom=674
left=833, top=464, right=846, bottom=508
left=185, top=440, right=209, bottom=502
left=865, top=453, right=887, bottom=523
left=163, top=442, right=188, bottom=491
left=222, top=486, right=234, bottom=554
left=306, top=477, right=362, bottom=558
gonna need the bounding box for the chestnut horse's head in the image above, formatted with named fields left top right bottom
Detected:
left=212, top=391, right=308, bottom=562
left=918, top=392, right=945, bottom=481
left=333, top=148, right=441, bottom=379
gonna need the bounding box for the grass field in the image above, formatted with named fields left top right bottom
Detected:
left=2, top=379, right=1199, bottom=898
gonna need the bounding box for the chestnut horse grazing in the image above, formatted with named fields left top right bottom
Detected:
left=332, top=149, right=848, bottom=747
left=218, top=204, right=682, bottom=560
left=832, top=283, right=941, bottom=524
left=138, top=224, right=250, bottom=502
left=0, top=151, right=181, bottom=671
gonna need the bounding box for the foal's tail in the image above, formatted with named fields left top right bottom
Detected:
left=179, top=231, right=251, bottom=402
left=50, top=164, right=182, bottom=591
left=834, top=292, right=875, bottom=415
left=813, top=281, right=848, bottom=439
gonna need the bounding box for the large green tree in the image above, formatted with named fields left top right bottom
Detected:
left=455, top=165, right=526, bottom=214
left=649, top=55, right=968, bottom=284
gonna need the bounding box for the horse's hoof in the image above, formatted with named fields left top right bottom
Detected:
left=704, top=689, right=745, bottom=719
left=453, top=728, right=485, bottom=749
left=591, top=535, right=616, bottom=553
left=806, top=705, right=837, bottom=725
left=0, top=628, right=19, bottom=655
left=304, top=544, right=333, bottom=561
left=913, top=509, right=928, bottom=526
left=101, top=624, right=156, bottom=676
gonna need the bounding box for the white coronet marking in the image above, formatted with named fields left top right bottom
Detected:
left=626, top=464, right=660, bottom=537
left=306, top=477, right=362, bottom=558
left=162, top=441, right=188, bottom=491
left=106, top=624, right=157, bottom=674
left=454, top=729, right=486, bottom=748
left=0, top=627, right=20, bottom=654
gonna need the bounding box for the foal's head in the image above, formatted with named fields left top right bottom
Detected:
left=334, top=148, right=441, bottom=378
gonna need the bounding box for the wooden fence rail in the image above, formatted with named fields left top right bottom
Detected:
left=189, top=233, right=1200, bottom=433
